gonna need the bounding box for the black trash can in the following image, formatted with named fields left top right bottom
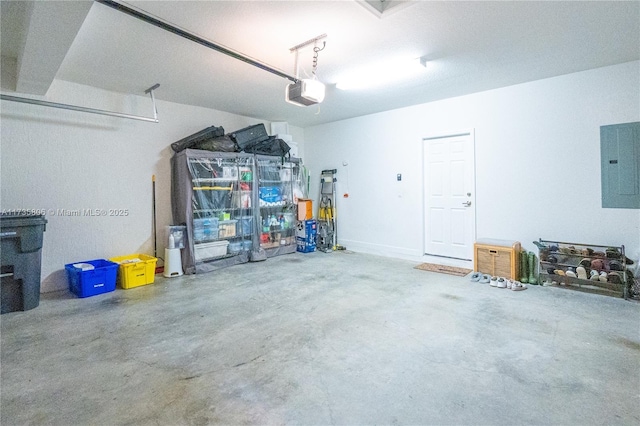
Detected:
left=1, top=213, right=47, bottom=314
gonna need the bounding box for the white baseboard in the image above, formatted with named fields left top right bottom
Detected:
left=339, top=239, right=473, bottom=269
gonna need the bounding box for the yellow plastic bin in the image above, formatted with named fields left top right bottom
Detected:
left=110, top=254, right=157, bottom=289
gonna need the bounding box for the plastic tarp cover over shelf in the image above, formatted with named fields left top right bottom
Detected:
left=171, top=150, right=255, bottom=274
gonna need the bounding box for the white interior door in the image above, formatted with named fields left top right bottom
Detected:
left=423, top=131, right=476, bottom=261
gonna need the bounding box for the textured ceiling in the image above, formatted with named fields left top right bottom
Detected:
left=1, top=1, right=639, bottom=128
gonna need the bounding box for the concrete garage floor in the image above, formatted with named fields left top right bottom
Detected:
left=2, top=251, right=639, bottom=425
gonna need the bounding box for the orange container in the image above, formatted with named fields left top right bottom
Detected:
left=297, top=198, right=313, bottom=220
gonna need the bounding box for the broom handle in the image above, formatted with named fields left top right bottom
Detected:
left=152, top=175, right=157, bottom=258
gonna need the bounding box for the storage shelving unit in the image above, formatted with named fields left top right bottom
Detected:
left=536, top=239, right=630, bottom=299
left=171, top=149, right=305, bottom=273
left=172, top=150, right=255, bottom=274
left=254, top=155, right=304, bottom=258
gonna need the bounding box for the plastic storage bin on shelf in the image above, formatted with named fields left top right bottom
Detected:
left=240, top=216, right=253, bottom=235
left=193, top=217, right=219, bottom=243
left=219, top=220, right=238, bottom=238
left=65, top=259, right=118, bottom=298
left=228, top=241, right=243, bottom=254
left=194, top=240, right=229, bottom=261
left=1, top=213, right=47, bottom=314
left=110, top=254, right=157, bottom=289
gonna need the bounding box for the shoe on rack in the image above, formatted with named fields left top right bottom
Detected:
left=554, top=269, right=566, bottom=276
left=533, top=241, right=548, bottom=250
left=497, top=277, right=507, bottom=288
left=599, top=271, right=608, bottom=282
left=579, top=258, right=592, bottom=268
left=609, top=260, right=623, bottom=271
left=576, top=266, right=588, bottom=280
left=490, top=276, right=498, bottom=287
left=566, top=268, right=577, bottom=278
left=606, top=247, right=621, bottom=259
left=479, top=274, right=491, bottom=284
left=608, top=271, right=623, bottom=284
left=591, top=259, right=605, bottom=272
left=590, top=270, right=600, bottom=281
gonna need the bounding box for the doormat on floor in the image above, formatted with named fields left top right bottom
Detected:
left=414, top=263, right=472, bottom=277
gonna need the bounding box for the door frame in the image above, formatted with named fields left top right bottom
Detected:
left=422, top=129, right=477, bottom=262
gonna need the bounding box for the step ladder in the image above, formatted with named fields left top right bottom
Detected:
left=317, top=169, right=346, bottom=252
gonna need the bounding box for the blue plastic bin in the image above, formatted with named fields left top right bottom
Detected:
left=65, top=259, right=118, bottom=298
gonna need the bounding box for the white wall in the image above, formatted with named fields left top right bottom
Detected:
left=0, top=80, right=304, bottom=292
left=3, top=62, right=638, bottom=291
left=304, top=61, right=640, bottom=265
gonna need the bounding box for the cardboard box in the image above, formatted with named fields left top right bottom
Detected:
left=296, top=220, right=317, bottom=253
left=297, top=199, right=313, bottom=220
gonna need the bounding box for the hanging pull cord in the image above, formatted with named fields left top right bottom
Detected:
left=312, top=42, right=326, bottom=76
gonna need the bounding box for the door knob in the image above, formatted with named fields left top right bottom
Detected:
left=462, top=201, right=472, bottom=207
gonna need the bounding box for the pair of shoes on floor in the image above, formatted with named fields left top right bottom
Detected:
left=511, top=280, right=527, bottom=291
left=489, top=275, right=527, bottom=291
left=489, top=276, right=510, bottom=288
left=470, top=272, right=491, bottom=284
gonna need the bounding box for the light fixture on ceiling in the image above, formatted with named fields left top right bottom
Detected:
left=286, top=34, right=327, bottom=107
left=335, top=55, right=427, bottom=91
left=357, top=0, right=416, bottom=18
